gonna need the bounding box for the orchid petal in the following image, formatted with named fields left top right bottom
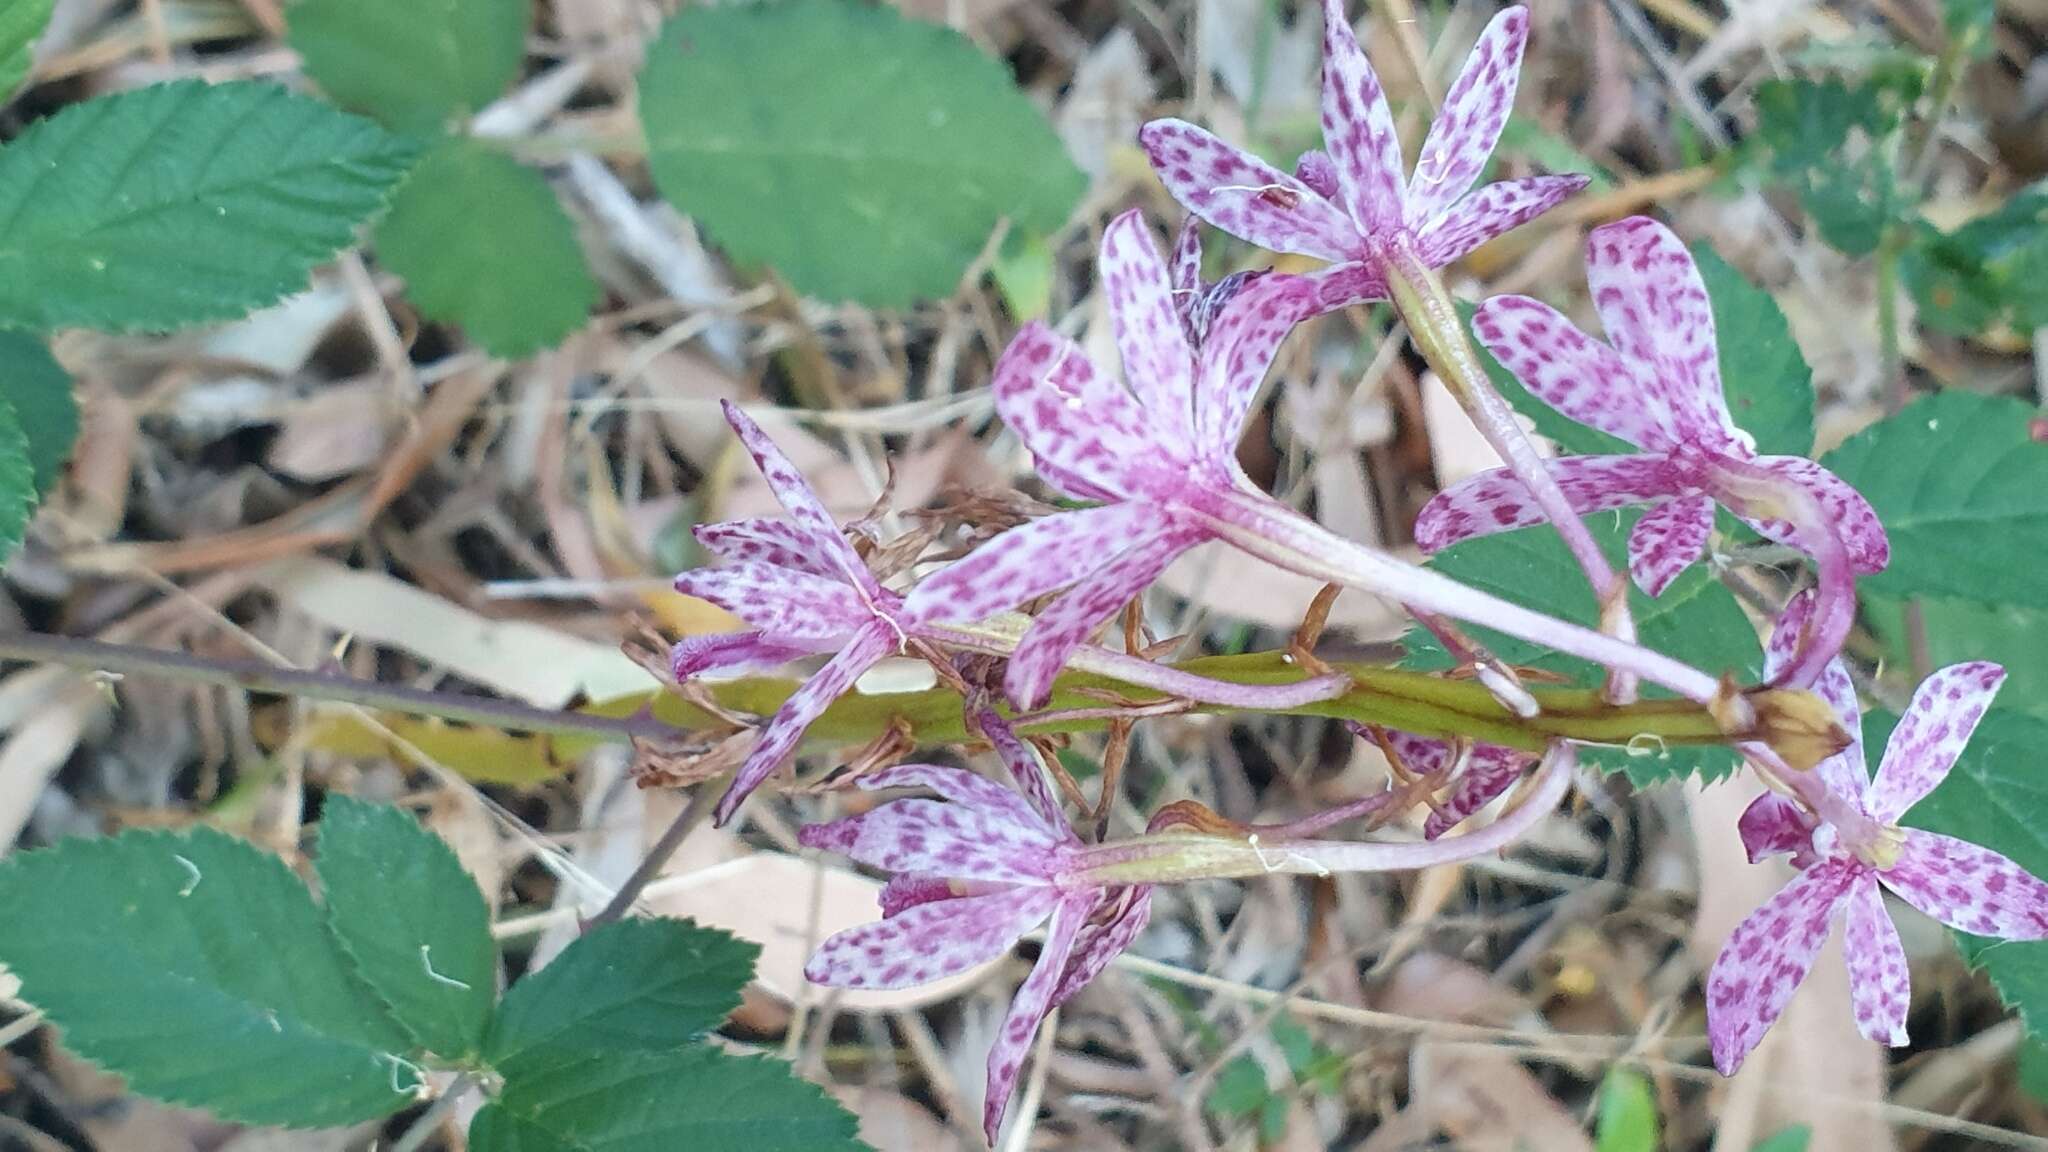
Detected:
left=1101, top=210, right=1196, bottom=445
left=674, top=561, right=871, bottom=643
left=1413, top=174, right=1589, bottom=267
left=1317, top=0, right=1405, bottom=235
left=719, top=401, right=882, bottom=597
left=1737, top=456, right=1892, bottom=575
left=1140, top=120, right=1360, bottom=261
left=1170, top=217, right=1205, bottom=339
left=1842, top=879, right=1911, bottom=1046
left=694, top=517, right=837, bottom=577
left=1413, top=454, right=1679, bottom=552
left=1471, top=294, right=1671, bottom=450
left=715, top=626, right=895, bottom=824
left=978, top=708, right=1069, bottom=834
left=1763, top=590, right=1868, bottom=802
left=1294, top=149, right=1339, bottom=199
left=1737, top=793, right=1818, bottom=865
left=992, top=323, right=1169, bottom=501
left=1195, top=271, right=1327, bottom=463
left=879, top=873, right=955, bottom=918
left=1051, top=886, right=1153, bottom=1007
left=1005, top=522, right=1205, bottom=710
left=798, top=793, right=1065, bottom=886
left=1867, top=662, right=2004, bottom=822
left=1883, top=830, right=2048, bottom=940
left=1423, top=744, right=1531, bottom=840
left=903, top=502, right=1173, bottom=627
left=670, top=630, right=813, bottom=681
left=803, top=886, right=1060, bottom=991
left=983, top=894, right=1089, bottom=1143
left=1405, top=7, right=1527, bottom=226
left=1705, top=859, right=1858, bottom=1075
left=856, top=762, right=1059, bottom=842
left=1583, top=218, right=1742, bottom=453
left=1626, top=493, right=1714, bottom=597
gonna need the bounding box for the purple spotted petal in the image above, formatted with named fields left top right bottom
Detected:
left=1140, top=120, right=1361, bottom=262
left=903, top=502, right=1173, bottom=627
left=983, top=894, right=1089, bottom=1143
left=1413, top=174, right=1589, bottom=267
left=1293, top=149, right=1339, bottom=199
left=856, top=762, right=1061, bottom=841
left=803, top=886, right=1061, bottom=991
left=992, top=323, right=1172, bottom=501
left=1405, top=7, right=1527, bottom=226
left=1763, top=590, right=1868, bottom=803
left=1170, top=218, right=1205, bottom=339
left=1413, top=453, right=1679, bottom=552
left=879, top=873, right=955, bottom=918
left=1583, top=218, right=1742, bottom=454
left=1424, top=744, right=1531, bottom=839
left=694, top=517, right=837, bottom=577
left=1705, top=858, right=1858, bottom=1075
left=1737, top=456, right=1892, bottom=576
left=674, top=561, right=872, bottom=643
left=1004, top=521, right=1205, bottom=710
left=670, top=630, right=814, bottom=681
left=1100, top=211, right=1196, bottom=445
left=1317, top=0, right=1404, bottom=235
left=1841, top=878, right=1911, bottom=1046
left=1471, top=294, right=1670, bottom=450
left=1737, top=792, right=1818, bottom=865
left=798, top=795, right=1066, bottom=886
left=1051, top=886, right=1152, bottom=1008
left=1195, top=271, right=1326, bottom=464
left=978, top=708, right=1068, bottom=834
left=1882, top=830, right=2048, bottom=940
left=1867, top=662, right=2004, bottom=823
left=1626, top=493, right=1714, bottom=597
left=715, top=626, right=895, bottom=825
left=719, top=401, right=882, bottom=597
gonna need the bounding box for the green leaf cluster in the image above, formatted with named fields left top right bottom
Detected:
left=1901, top=189, right=2048, bottom=335
left=289, top=0, right=596, bottom=358
left=0, top=800, right=863, bottom=1148
left=640, top=0, right=1084, bottom=307
left=1200, top=1017, right=1345, bottom=1142
left=1752, top=75, right=1920, bottom=257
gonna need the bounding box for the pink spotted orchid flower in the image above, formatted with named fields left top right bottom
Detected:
left=1380, top=728, right=1535, bottom=841
left=798, top=714, right=1151, bottom=1143
left=1142, top=2, right=1587, bottom=303
left=1170, top=218, right=1266, bottom=349
left=1705, top=595, right=2048, bottom=1074
left=1414, top=217, right=1888, bottom=687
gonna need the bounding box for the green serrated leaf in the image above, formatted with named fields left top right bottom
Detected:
left=0, top=330, right=76, bottom=496
left=315, top=796, right=496, bottom=1060
left=484, top=917, right=759, bottom=1079
left=1879, top=706, right=2048, bottom=1071
left=1822, top=392, right=2048, bottom=607
left=0, top=0, right=53, bottom=101
left=471, top=1047, right=865, bottom=1152
left=0, top=389, right=32, bottom=559
left=1866, top=596, right=2048, bottom=719
left=1203, top=1055, right=1270, bottom=1119
left=1595, top=1067, right=1660, bottom=1152
left=374, top=139, right=595, bottom=358
left=288, top=0, right=529, bottom=133
left=641, top=0, right=1085, bottom=307
left=1403, top=510, right=1762, bottom=784
left=1468, top=243, right=1814, bottom=459
left=0, top=827, right=419, bottom=1127
left=0, top=80, right=417, bottom=332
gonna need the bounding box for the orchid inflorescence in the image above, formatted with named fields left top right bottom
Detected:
left=661, top=2, right=2048, bottom=1142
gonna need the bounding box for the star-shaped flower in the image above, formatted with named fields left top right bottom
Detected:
left=799, top=713, right=1151, bottom=1143
left=1142, top=1, right=1586, bottom=300
left=676, top=402, right=1134, bottom=824
left=1705, top=596, right=2047, bottom=1074
left=1413, top=217, right=1888, bottom=683
left=909, top=208, right=1327, bottom=709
